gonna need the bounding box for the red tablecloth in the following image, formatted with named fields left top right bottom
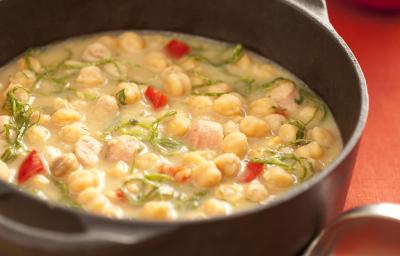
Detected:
left=327, top=0, right=400, bottom=210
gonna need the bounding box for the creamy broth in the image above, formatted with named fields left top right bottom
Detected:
left=0, top=31, right=342, bottom=220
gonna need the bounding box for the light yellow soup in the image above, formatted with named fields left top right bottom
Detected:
left=0, top=31, right=342, bottom=220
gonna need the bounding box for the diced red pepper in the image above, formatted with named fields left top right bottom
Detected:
left=159, top=165, right=182, bottom=176
left=241, top=162, right=264, bottom=183
left=17, top=150, right=45, bottom=184
left=145, top=86, right=168, bottom=109
left=115, top=189, right=127, bottom=201
left=275, top=107, right=289, bottom=118
left=174, top=169, right=191, bottom=183
left=165, top=39, right=190, bottom=59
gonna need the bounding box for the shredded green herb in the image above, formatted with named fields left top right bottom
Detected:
left=51, top=178, right=82, bottom=209
left=175, top=191, right=208, bottom=210
left=75, top=91, right=98, bottom=101
left=121, top=173, right=176, bottom=206
left=104, top=111, right=185, bottom=155
left=251, top=149, right=314, bottom=181
left=191, top=44, right=244, bottom=67
left=288, top=120, right=307, bottom=140
left=116, top=89, right=126, bottom=105
left=1, top=87, right=35, bottom=162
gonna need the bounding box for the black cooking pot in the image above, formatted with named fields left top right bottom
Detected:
left=0, top=0, right=368, bottom=255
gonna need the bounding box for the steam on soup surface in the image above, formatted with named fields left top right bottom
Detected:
left=0, top=31, right=342, bottom=220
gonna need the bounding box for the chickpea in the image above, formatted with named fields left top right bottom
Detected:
left=75, top=66, right=105, bottom=87
left=239, top=116, right=269, bottom=137
left=191, top=161, right=222, bottom=188
left=52, top=97, right=69, bottom=111
left=202, top=199, right=230, bottom=217
left=77, top=187, right=111, bottom=215
left=213, top=93, right=243, bottom=116
left=297, top=106, right=318, bottom=124
left=118, top=32, right=145, bottom=53
left=9, top=70, right=36, bottom=88
left=278, top=123, right=298, bottom=143
left=221, top=132, right=249, bottom=158
left=97, top=35, right=118, bottom=49
left=186, top=96, right=213, bottom=113
left=26, top=125, right=50, bottom=145
left=295, top=141, right=324, bottom=159
left=249, top=97, right=276, bottom=117
left=263, top=166, right=294, bottom=189
left=51, top=108, right=82, bottom=126
left=50, top=153, right=80, bottom=177
left=245, top=182, right=269, bottom=202
left=42, top=146, right=61, bottom=163
left=0, top=160, right=11, bottom=182
left=182, top=152, right=206, bottom=168
left=214, top=153, right=241, bottom=177
left=265, top=114, right=287, bottom=132
left=216, top=184, right=244, bottom=203
left=167, top=113, right=191, bottom=137
left=266, top=136, right=283, bottom=149
left=68, top=170, right=98, bottom=193
left=146, top=52, right=169, bottom=71
left=162, top=66, right=191, bottom=97
left=135, top=153, right=162, bottom=171
left=94, top=95, right=119, bottom=118
left=310, top=127, right=332, bottom=147
left=59, top=123, right=89, bottom=144
left=82, top=42, right=112, bottom=61
left=107, top=161, right=129, bottom=177
left=222, top=120, right=239, bottom=136
left=141, top=201, right=176, bottom=220
left=114, top=82, right=141, bottom=105
left=235, top=53, right=251, bottom=70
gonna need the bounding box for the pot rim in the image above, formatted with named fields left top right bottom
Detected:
left=0, top=0, right=369, bottom=229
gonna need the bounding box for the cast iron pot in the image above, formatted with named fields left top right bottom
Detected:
left=0, top=0, right=368, bottom=255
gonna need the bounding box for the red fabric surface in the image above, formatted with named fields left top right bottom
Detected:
left=327, top=0, right=400, bottom=210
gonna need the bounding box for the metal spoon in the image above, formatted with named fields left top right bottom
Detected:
left=304, top=203, right=400, bottom=256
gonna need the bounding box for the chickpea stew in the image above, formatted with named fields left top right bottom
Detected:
left=0, top=31, right=342, bottom=220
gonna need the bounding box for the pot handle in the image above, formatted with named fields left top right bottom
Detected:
left=0, top=191, right=175, bottom=252
left=288, top=0, right=330, bottom=23
left=304, top=203, right=400, bottom=255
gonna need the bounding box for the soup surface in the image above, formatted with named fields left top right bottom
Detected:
left=0, top=31, right=342, bottom=220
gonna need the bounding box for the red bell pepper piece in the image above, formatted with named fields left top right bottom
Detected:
left=275, top=107, right=289, bottom=118
left=115, top=189, right=127, bottom=201
left=241, top=162, right=264, bottom=183
left=145, top=86, right=168, bottom=109
left=17, top=150, right=45, bottom=184
left=165, top=39, right=190, bottom=59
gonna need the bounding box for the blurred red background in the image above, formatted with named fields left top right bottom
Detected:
left=327, top=0, right=400, bottom=210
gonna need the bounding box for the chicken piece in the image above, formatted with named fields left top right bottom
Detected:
left=266, top=80, right=300, bottom=111
left=107, top=135, right=141, bottom=163
left=185, top=120, right=223, bottom=149
left=74, top=135, right=103, bottom=167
